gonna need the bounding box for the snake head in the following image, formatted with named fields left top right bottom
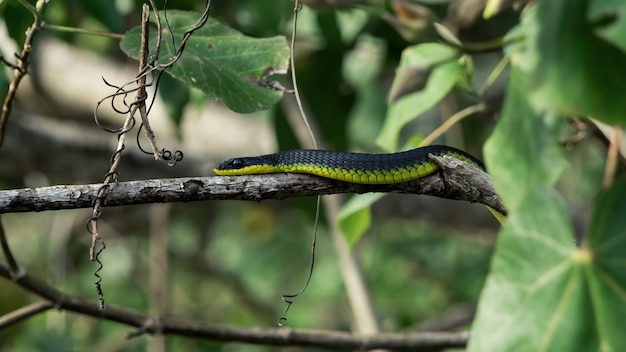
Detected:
left=215, top=157, right=246, bottom=171
left=214, top=155, right=280, bottom=176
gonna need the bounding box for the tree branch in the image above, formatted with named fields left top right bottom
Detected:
left=0, top=155, right=505, bottom=215
left=0, top=1, right=50, bottom=145
left=0, top=262, right=467, bottom=350
left=0, top=301, right=53, bottom=329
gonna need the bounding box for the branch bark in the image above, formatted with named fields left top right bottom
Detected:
left=0, top=155, right=505, bottom=215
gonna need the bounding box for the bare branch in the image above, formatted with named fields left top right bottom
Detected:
left=0, top=216, right=20, bottom=275
left=0, top=301, right=53, bottom=329
left=0, top=262, right=467, bottom=350
left=0, top=0, right=50, bottom=146
left=0, top=156, right=505, bottom=215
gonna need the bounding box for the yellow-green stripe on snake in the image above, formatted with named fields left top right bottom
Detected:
left=213, top=145, right=484, bottom=185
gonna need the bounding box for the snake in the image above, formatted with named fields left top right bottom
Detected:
left=213, top=145, right=484, bottom=184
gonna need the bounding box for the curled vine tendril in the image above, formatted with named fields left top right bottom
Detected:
left=86, top=1, right=213, bottom=306
left=94, top=240, right=107, bottom=311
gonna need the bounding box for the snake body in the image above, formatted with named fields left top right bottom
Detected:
left=214, top=145, right=484, bottom=185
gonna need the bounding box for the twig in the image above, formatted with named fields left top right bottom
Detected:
left=420, top=104, right=486, bottom=147
left=89, top=4, right=153, bottom=261
left=0, top=0, right=50, bottom=146
left=603, top=127, right=622, bottom=188
left=0, top=216, right=20, bottom=277
left=0, top=262, right=467, bottom=350
left=289, top=0, right=317, bottom=149
left=137, top=5, right=161, bottom=159
left=323, top=195, right=382, bottom=335
left=0, top=159, right=506, bottom=217
left=88, top=108, right=137, bottom=261
left=150, top=1, right=211, bottom=73
left=478, top=56, right=510, bottom=96
left=0, top=301, right=53, bottom=329
left=41, top=24, right=124, bottom=39
left=585, top=120, right=626, bottom=170
left=148, top=203, right=170, bottom=351
left=434, top=23, right=525, bottom=54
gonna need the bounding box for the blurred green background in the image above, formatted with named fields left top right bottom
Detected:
left=0, top=0, right=608, bottom=351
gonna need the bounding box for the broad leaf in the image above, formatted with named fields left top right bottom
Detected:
left=120, top=11, right=289, bottom=113
left=483, top=67, right=567, bottom=211
left=377, top=43, right=460, bottom=152
left=469, top=183, right=626, bottom=351
left=520, top=0, right=626, bottom=125
left=583, top=179, right=626, bottom=351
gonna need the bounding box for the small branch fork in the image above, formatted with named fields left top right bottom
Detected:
left=0, top=261, right=467, bottom=351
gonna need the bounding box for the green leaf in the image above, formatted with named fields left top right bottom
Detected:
left=120, top=11, right=289, bottom=113
left=589, top=0, right=626, bottom=54
left=377, top=43, right=461, bottom=152
left=483, top=66, right=567, bottom=210
left=584, top=179, right=626, bottom=351
left=337, top=193, right=385, bottom=247
left=519, top=0, right=626, bottom=125
left=469, top=188, right=579, bottom=352
left=157, top=73, right=190, bottom=129
left=469, top=181, right=626, bottom=351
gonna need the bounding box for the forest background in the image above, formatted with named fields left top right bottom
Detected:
left=1, top=0, right=625, bottom=351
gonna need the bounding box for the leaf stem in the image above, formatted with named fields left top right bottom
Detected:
left=419, top=103, right=486, bottom=147
left=443, top=32, right=526, bottom=54
left=42, top=24, right=124, bottom=39
left=603, top=127, right=622, bottom=188
left=479, top=55, right=510, bottom=96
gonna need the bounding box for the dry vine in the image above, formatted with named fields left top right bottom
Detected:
left=87, top=0, right=212, bottom=309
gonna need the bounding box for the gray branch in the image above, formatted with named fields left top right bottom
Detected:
left=0, top=155, right=506, bottom=215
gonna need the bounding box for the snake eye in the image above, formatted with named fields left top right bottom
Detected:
left=230, top=158, right=245, bottom=169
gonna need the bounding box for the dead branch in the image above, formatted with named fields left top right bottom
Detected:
left=0, top=155, right=505, bottom=216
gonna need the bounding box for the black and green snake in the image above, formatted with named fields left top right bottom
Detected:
left=213, top=145, right=484, bottom=184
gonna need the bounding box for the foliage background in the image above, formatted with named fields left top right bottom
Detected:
left=1, top=0, right=624, bottom=351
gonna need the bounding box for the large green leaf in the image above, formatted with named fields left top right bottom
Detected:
left=584, top=180, right=626, bottom=349
left=483, top=66, right=567, bottom=211
left=469, top=182, right=626, bottom=351
left=120, top=11, right=289, bottom=113
left=519, top=0, right=626, bottom=125
left=376, top=43, right=461, bottom=152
